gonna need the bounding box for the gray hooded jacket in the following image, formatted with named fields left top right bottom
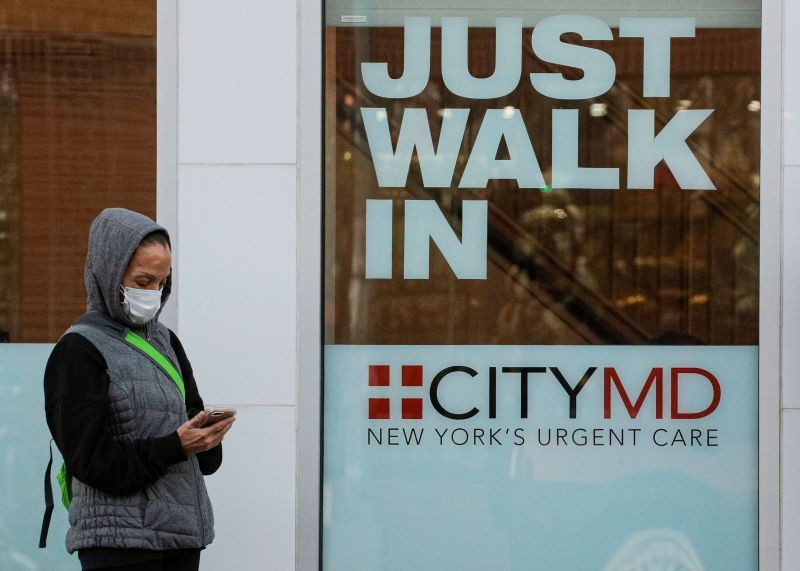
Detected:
left=64, top=208, right=214, bottom=552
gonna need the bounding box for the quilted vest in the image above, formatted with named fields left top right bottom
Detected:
left=64, top=312, right=214, bottom=553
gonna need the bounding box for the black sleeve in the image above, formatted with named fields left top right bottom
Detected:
left=43, top=333, right=187, bottom=495
left=169, top=330, right=223, bottom=476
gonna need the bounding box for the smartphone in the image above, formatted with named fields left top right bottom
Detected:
left=199, top=407, right=237, bottom=428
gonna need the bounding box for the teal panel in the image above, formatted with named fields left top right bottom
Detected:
left=323, top=345, right=757, bottom=571
left=0, top=344, right=78, bottom=570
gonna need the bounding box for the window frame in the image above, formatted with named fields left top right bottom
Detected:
left=303, top=2, right=782, bottom=569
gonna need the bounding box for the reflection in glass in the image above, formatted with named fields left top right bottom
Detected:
left=603, top=529, right=705, bottom=571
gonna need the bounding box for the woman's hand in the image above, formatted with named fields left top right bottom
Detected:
left=177, top=412, right=236, bottom=454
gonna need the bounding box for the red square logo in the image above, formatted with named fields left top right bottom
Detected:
left=369, top=398, right=390, bottom=419
left=402, top=398, right=423, bottom=420
left=369, top=365, right=390, bottom=387
left=402, top=365, right=423, bottom=387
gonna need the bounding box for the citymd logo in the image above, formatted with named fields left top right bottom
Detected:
left=368, top=364, right=424, bottom=420
left=367, top=363, right=722, bottom=421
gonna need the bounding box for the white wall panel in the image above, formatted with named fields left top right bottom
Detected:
left=177, top=164, right=297, bottom=406
left=786, top=0, right=800, bottom=165
left=201, top=406, right=296, bottom=571
left=786, top=2, right=800, bottom=569
left=178, top=0, right=297, bottom=164
left=783, top=411, right=800, bottom=570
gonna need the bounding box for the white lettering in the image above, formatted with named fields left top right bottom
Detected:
left=628, top=109, right=715, bottom=190
left=442, top=17, right=522, bottom=98
left=459, top=109, right=546, bottom=189
left=361, top=17, right=431, bottom=98
left=552, top=109, right=619, bottom=189
left=361, top=107, right=468, bottom=188
left=403, top=200, right=488, bottom=279
left=619, top=18, right=695, bottom=97
left=530, top=15, right=616, bottom=99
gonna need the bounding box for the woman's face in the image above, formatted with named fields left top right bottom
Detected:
left=122, top=243, right=172, bottom=291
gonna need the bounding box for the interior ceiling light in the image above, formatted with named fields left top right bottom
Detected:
left=589, top=103, right=607, bottom=117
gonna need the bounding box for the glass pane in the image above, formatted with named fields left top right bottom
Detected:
left=0, top=3, right=156, bottom=344
left=323, top=3, right=760, bottom=569
left=0, top=3, right=155, bottom=568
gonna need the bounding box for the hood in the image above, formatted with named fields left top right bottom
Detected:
left=84, top=208, right=172, bottom=328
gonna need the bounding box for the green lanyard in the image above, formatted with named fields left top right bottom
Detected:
left=124, top=331, right=186, bottom=401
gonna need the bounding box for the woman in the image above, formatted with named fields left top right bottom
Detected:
left=44, top=208, right=235, bottom=571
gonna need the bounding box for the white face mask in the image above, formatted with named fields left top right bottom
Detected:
left=120, top=286, right=162, bottom=325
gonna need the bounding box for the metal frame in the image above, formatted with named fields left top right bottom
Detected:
left=156, top=0, right=179, bottom=332
left=297, top=0, right=323, bottom=569
left=759, top=0, right=783, bottom=568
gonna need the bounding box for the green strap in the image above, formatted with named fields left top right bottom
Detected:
left=56, top=462, right=72, bottom=510
left=124, top=331, right=186, bottom=401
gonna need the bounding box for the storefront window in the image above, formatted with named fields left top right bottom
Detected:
left=0, top=3, right=155, bottom=567
left=323, top=2, right=761, bottom=569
